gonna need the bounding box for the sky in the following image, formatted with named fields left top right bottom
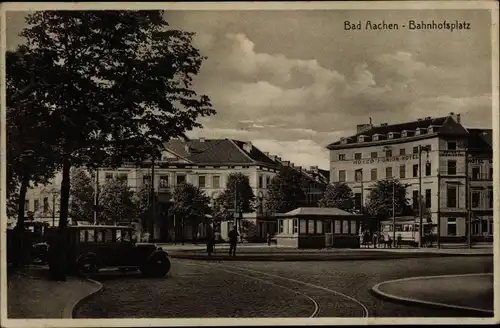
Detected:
left=5, top=9, right=494, bottom=170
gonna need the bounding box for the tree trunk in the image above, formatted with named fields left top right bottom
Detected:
left=51, top=156, right=71, bottom=281
left=13, top=176, right=29, bottom=267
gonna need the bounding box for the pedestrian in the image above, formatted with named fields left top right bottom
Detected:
left=397, top=233, right=402, bottom=248
left=372, top=231, right=378, bottom=248
left=383, top=233, right=389, bottom=248
left=228, top=226, right=239, bottom=256
left=267, top=232, right=272, bottom=246
left=363, top=230, right=370, bottom=248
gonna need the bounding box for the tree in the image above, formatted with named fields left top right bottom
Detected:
left=69, top=168, right=95, bottom=222
left=216, top=173, right=255, bottom=217
left=132, top=183, right=152, bottom=228
left=99, top=178, right=136, bottom=224
left=265, top=166, right=306, bottom=214
left=365, top=179, right=409, bottom=220
left=318, top=183, right=355, bottom=211
left=19, top=11, right=215, bottom=278
left=172, top=183, right=211, bottom=242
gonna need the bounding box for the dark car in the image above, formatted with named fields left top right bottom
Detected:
left=48, top=225, right=171, bottom=277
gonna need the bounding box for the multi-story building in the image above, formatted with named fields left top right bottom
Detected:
left=326, top=112, right=493, bottom=239
left=21, top=138, right=329, bottom=241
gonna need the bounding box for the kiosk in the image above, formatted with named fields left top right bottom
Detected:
left=275, top=207, right=365, bottom=249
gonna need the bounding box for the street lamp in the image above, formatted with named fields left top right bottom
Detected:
left=418, top=145, right=431, bottom=248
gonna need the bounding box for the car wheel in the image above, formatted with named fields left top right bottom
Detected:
left=77, top=254, right=99, bottom=277
left=141, top=252, right=171, bottom=278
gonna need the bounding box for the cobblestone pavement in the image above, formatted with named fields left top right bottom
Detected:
left=74, top=256, right=493, bottom=318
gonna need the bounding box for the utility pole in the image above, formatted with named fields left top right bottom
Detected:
left=392, top=180, right=396, bottom=247
left=93, top=168, right=99, bottom=224
left=418, top=145, right=424, bottom=248
left=150, top=156, right=156, bottom=242
left=437, top=170, right=441, bottom=249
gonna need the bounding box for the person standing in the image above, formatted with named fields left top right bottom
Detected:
left=267, top=232, right=272, bottom=246
left=228, top=226, right=239, bottom=256
left=372, top=231, right=378, bottom=249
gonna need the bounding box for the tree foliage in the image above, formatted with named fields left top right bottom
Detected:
left=172, top=183, right=211, bottom=227
left=265, top=166, right=306, bottom=214
left=69, top=168, right=95, bottom=221
left=18, top=11, right=215, bottom=230
left=216, top=173, right=255, bottom=218
left=318, top=183, right=355, bottom=211
left=365, top=179, right=409, bottom=219
left=98, top=178, right=136, bottom=224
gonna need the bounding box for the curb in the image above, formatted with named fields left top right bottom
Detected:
left=62, top=278, right=104, bottom=319
left=170, top=252, right=492, bottom=262
left=371, top=273, right=494, bottom=317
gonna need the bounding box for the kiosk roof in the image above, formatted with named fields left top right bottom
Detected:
left=275, top=207, right=363, bottom=218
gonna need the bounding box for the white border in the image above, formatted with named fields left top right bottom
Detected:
left=1, top=1, right=499, bottom=327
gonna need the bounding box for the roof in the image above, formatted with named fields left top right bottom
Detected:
left=467, top=128, right=492, bottom=150
left=275, top=207, right=364, bottom=217
left=326, top=115, right=471, bottom=150
left=163, top=138, right=279, bottom=167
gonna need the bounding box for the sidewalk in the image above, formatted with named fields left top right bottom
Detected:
left=372, top=273, right=494, bottom=316
left=7, top=266, right=102, bottom=318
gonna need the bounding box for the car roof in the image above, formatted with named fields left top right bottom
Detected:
left=69, top=225, right=132, bottom=229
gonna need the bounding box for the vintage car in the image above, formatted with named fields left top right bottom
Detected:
left=48, top=225, right=171, bottom=277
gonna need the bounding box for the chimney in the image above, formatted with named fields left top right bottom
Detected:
left=291, top=163, right=295, bottom=167
left=243, top=142, right=253, bottom=153
left=456, top=114, right=461, bottom=123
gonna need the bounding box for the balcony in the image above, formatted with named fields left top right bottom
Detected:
left=470, top=173, right=492, bottom=181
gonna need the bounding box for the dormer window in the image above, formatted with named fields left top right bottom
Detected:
left=402, top=130, right=414, bottom=137
left=372, top=133, right=384, bottom=141
left=387, top=132, right=400, bottom=139
left=415, top=128, right=426, bottom=136
left=340, top=137, right=348, bottom=144
left=427, top=125, right=440, bottom=133
left=358, top=135, right=368, bottom=142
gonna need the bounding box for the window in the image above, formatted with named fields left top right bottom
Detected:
left=198, top=175, right=206, bottom=188
left=338, top=154, right=346, bottom=161
left=300, top=219, right=307, bottom=234
left=385, top=149, right=392, bottom=157
left=413, top=146, right=419, bottom=154
left=278, top=220, right=284, bottom=234
left=143, top=174, right=151, bottom=185
left=488, top=188, right=493, bottom=208
left=399, top=165, right=406, bottom=179
left=371, top=152, right=378, bottom=159
left=293, top=219, right=298, bottom=234
left=342, top=220, right=349, bottom=234
left=425, top=145, right=431, bottom=151
left=350, top=220, right=357, bottom=235
left=386, top=167, right=393, bottom=179
left=413, top=164, right=419, bottom=177
left=354, top=153, right=362, bottom=160
left=105, top=229, right=114, bottom=242
left=413, top=190, right=419, bottom=210
left=176, top=174, right=186, bottom=185
left=447, top=141, right=457, bottom=150
left=159, top=175, right=169, bottom=188
left=425, top=189, right=431, bottom=208
left=324, top=220, right=332, bottom=233
left=308, top=220, right=315, bottom=234
left=334, top=220, right=341, bottom=234
left=43, top=197, right=49, bottom=213
left=212, top=176, right=220, bottom=189
left=400, top=148, right=406, bottom=156
left=259, top=175, right=263, bottom=188
left=472, top=167, right=480, bottom=180
left=447, top=218, right=457, bottom=236
left=121, top=229, right=131, bottom=242
left=105, top=173, right=113, bottom=181
left=34, top=199, right=39, bottom=211
left=425, top=162, right=431, bottom=176
left=354, top=193, right=362, bottom=209
left=447, top=160, right=457, bottom=175
left=117, top=173, right=128, bottom=182
left=316, top=220, right=323, bottom=234
left=355, top=170, right=362, bottom=182
left=447, top=186, right=457, bottom=208
left=471, top=191, right=480, bottom=208
left=339, top=170, right=346, bottom=182
left=370, top=168, right=377, bottom=181
left=266, top=176, right=271, bottom=186
left=481, top=219, right=488, bottom=235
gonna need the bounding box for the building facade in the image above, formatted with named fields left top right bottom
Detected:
left=326, top=113, right=493, bottom=239
left=21, top=138, right=329, bottom=242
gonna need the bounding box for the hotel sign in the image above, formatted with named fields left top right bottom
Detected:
left=353, top=154, right=418, bottom=165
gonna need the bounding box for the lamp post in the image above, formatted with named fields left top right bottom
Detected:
left=392, top=179, right=396, bottom=247
left=418, top=145, right=431, bottom=248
